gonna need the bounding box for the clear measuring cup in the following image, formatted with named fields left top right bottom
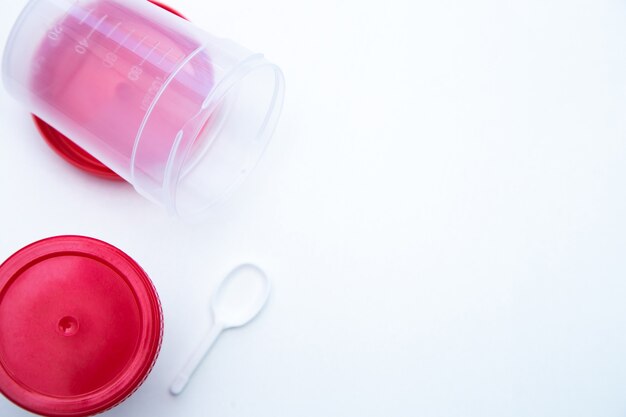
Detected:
left=3, top=0, right=285, bottom=218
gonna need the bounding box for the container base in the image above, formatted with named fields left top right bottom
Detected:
left=30, top=0, right=187, bottom=183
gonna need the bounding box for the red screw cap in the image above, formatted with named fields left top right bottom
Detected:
left=0, top=236, right=163, bottom=417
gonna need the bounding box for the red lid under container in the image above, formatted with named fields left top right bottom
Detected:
left=0, top=236, right=163, bottom=417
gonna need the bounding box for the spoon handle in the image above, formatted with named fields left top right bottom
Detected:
left=170, top=323, right=224, bottom=396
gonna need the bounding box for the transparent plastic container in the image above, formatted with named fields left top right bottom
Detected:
left=3, top=0, right=285, bottom=218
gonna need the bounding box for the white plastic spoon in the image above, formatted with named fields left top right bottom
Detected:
left=170, top=264, right=271, bottom=396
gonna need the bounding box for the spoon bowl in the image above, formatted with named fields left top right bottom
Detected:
left=212, top=264, right=271, bottom=328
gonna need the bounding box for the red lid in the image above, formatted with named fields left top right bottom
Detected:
left=32, top=116, right=123, bottom=181
left=31, top=0, right=188, bottom=182
left=0, top=236, right=163, bottom=417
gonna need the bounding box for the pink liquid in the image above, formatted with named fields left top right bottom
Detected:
left=31, top=0, right=214, bottom=180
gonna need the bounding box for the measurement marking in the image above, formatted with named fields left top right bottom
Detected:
left=132, top=35, right=148, bottom=52
left=79, top=9, right=93, bottom=24
left=141, top=41, right=160, bottom=65
left=106, top=22, right=122, bottom=38
left=114, top=29, right=135, bottom=52
left=87, top=14, right=108, bottom=39
left=157, top=47, right=173, bottom=65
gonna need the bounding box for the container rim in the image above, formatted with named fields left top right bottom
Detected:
left=164, top=54, right=285, bottom=219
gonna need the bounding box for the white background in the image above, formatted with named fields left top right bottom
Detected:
left=1, top=0, right=626, bottom=416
